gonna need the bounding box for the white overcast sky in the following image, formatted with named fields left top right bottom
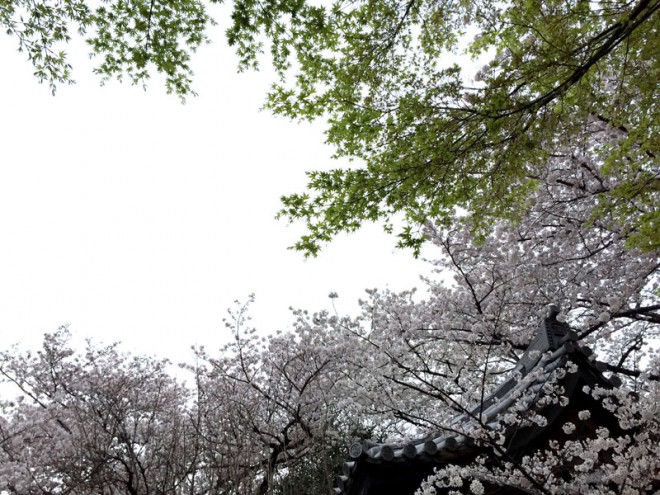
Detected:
left=0, top=18, right=434, bottom=362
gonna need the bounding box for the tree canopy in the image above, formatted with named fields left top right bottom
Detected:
left=3, top=0, right=658, bottom=254
left=263, top=0, right=659, bottom=255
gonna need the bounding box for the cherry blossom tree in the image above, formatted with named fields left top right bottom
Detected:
left=189, top=299, right=357, bottom=494
left=0, top=329, right=201, bottom=495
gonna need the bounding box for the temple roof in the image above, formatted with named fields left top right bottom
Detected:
left=334, top=307, right=620, bottom=495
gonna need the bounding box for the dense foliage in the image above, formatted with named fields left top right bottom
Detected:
left=3, top=0, right=657, bottom=253
left=265, top=0, right=659, bottom=254
left=2, top=123, right=658, bottom=491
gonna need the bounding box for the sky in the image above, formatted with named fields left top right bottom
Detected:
left=0, top=18, right=434, bottom=363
